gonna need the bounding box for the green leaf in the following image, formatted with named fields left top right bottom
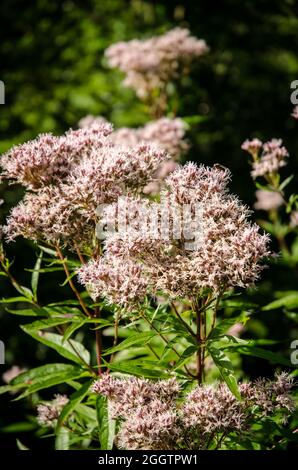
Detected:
left=172, top=345, right=197, bottom=370
left=21, top=326, right=91, bottom=366
left=103, top=331, right=156, bottom=356
left=56, top=380, right=92, bottom=431
left=62, top=320, right=86, bottom=342
left=182, top=115, right=207, bottom=125
left=262, top=293, right=298, bottom=311
left=12, top=284, right=34, bottom=300
left=96, top=395, right=115, bottom=450
left=31, top=251, right=43, bottom=301
left=208, top=347, right=241, bottom=399
left=0, top=384, right=25, bottom=395
left=107, top=360, right=169, bottom=379
left=55, top=427, right=70, bottom=450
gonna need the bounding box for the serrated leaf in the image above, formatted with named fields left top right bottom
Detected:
left=62, top=320, right=86, bottom=342
left=263, top=293, right=298, bottom=311
left=31, top=251, right=43, bottom=301
left=208, top=347, right=241, bottom=399
left=6, top=308, right=46, bottom=316
left=172, top=345, right=197, bottom=370
left=38, top=245, right=57, bottom=256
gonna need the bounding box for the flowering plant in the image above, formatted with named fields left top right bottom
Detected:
left=0, top=29, right=296, bottom=451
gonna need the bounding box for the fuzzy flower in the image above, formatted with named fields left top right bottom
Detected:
left=37, top=394, right=69, bottom=428
left=182, top=383, right=247, bottom=436
left=254, top=190, right=284, bottom=211
left=241, top=138, right=263, bottom=157
left=292, top=106, right=298, bottom=119
left=2, top=122, right=169, bottom=249
left=78, top=256, right=147, bottom=306
left=242, top=138, right=288, bottom=179
left=0, top=122, right=113, bottom=189
left=105, top=28, right=208, bottom=99
left=80, top=163, right=270, bottom=305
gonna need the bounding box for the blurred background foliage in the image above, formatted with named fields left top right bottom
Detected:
left=0, top=0, right=298, bottom=448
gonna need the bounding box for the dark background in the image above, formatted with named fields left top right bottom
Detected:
left=0, top=0, right=298, bottom=449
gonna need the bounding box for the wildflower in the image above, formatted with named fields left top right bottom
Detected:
left=92, top=374, right=294, bottom=450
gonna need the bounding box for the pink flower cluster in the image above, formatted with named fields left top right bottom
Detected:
left=92, top=373, right=294, bottom=450
left=37, top=394, right=69, bottom=428
left=105, top=28, right=208, bottom=98
left=1, top=123, right=168, bottom=250
left=242, top=138, right=288, bottom=179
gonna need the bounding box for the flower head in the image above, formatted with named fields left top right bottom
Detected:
left=105, top=28, right=208, bottom=99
